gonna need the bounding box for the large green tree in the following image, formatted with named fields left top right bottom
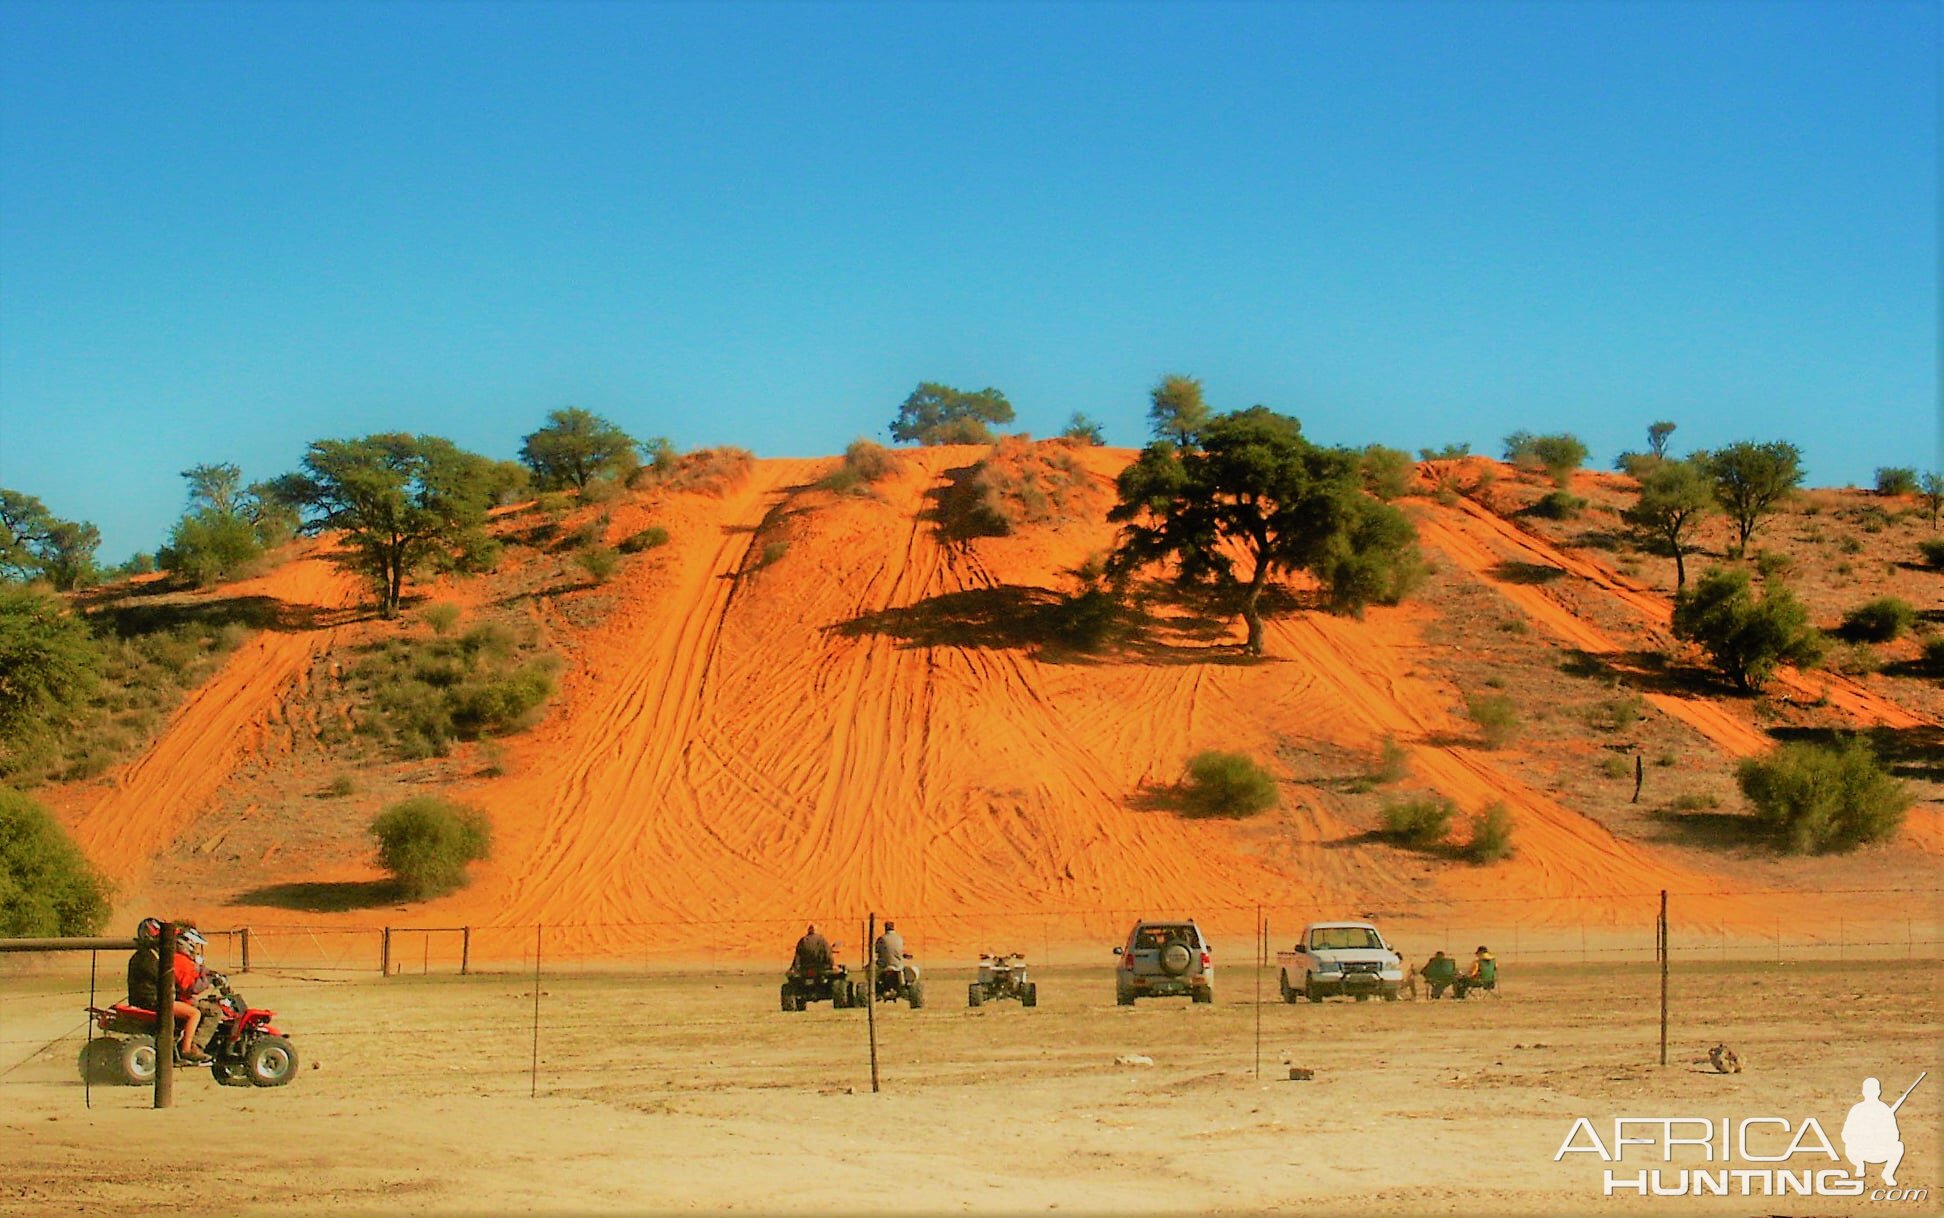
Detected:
left=1671, top=566, right=1821, bottom=692
left=519, top=408, right=639, bottom=490
left=0, top=787, right=112, bottom=936
left=1707, top=440, right=1802, bottom=554
left=1109, top=406, right=1423, bottom=655
left=0, top=585, right=100, bottom=753
left=0, top=489, right=100, bottom=590
left=271, top=434, right=499, bottom=617
left=1621, top=457, right=1713, bottom=589
left=889, top=382, right=1014, bottom=446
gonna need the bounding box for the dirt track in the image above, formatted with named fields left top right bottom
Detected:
left=2, top=957, right=1935, bottom=1217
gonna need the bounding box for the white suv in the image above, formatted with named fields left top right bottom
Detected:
left=1276, top=921, right=1403, bottom=1003
left=1114, top=920, right=1213, bottom=1005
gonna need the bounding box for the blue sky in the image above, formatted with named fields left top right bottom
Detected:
left=1, top=0, right=1935, bottom=563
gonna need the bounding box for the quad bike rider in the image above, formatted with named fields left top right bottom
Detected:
left=83, top=921, right=299, bottom=1088
left=871, top=921, right=926, bottom=1009
left=781, top=923, right=858, bottom=1011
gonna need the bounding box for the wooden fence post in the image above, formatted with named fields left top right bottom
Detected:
left=461, top=926, right=471, bottom=976
left=381, top=926, right=392, bottom=976
left=155, top=922, right=176, bottom=1109
left=239, top=927, right=252, bottom=974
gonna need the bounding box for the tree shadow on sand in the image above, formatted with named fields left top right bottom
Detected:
left=232, top=879, right=405, bottom=913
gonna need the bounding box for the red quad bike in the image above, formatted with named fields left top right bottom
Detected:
left=79, top=975, right=298, bottom=1088
left=781, top=962, right=860, bottom=1011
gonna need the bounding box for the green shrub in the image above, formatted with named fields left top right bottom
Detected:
left=754, top=540, right=789, bottom=570
left=1180, top=751, right=1278, bottom=817
left=1372, top=735, right=1409, bottom=784
left=1597, top=754, right=1630, bottom=779
left=351, top=626, right=557, bottom=759
left=1753, top=550, right=1792, bottom=580
left=577, top=545, right=620, bottom=583
left=1466, top=694, right=1520, bottom=748
left=0, top=585, right=101, bottom=748
left=0, top=787, right=113, bottom=935
left=1359, top=445, right=1415, bottom=500
left=1504, top=432, right=1588, bottom=486
left=1831, top=643, right=1880, bottom=677
left=420, top=603, right=462, bottom=636
left=1463, top=803, right=1515, bottom=863
left=369, top=796, right=492, bottom=900
left=818, top=439, right=902, bottom=494
left=1587, top=695, right=1643, bottom=732
left=322, top=773, right=356, bottom=798
left=1874, top=467, right=1918, bottom=497
left=1841, top=597, right=1914, bottom=643
left=1924, top=636, right=1944, bottom=673
left=1380, top=795, right=1453, bottom=848
left=1837, top=533, right=1864, bottom=554
left=1529, top=490, right=1585, bottom=520
left=1917, top=538, right=1944, bottom=569
left=1737, top=739, right=1910, bottom=854
left=618, top=526, right=670, bottom=554
left=1671, top=567, right=1823, bottom=692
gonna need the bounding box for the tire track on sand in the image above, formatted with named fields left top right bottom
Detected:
left=68, top=553, right=363, bottom=882
left=491, top=465, right=807, bottom=929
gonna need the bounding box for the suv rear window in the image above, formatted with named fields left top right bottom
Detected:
left=1133, top=925, right=1201, bottom=949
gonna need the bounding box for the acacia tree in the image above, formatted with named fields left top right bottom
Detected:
left=519, top=408, right=638, bottom=490
left=271, top=434, right=498, bottom=617
left=1621, top=457, right=1713, bottom=589
left=1671, top=566, right=1822, bottom=692
left=1919, top=472, right=1944, bottom=529
left=1647, top=421, right=1677, bottom=458
left=161, top=462, right=299, bottom=586
left=1147, top=374, right=1209, bottom=447
left=889, top=382, right=1014, bottom=445
left=1707, top=440, right=1802, bottom=554
left=1109, top=406, right=1423, bottom=655
left=0, top=584, right=100, bottom=755
left=0, top=489, right=100, bottom=590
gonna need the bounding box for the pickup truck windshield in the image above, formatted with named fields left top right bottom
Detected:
left=1309, top=927, right=1384, bottom=950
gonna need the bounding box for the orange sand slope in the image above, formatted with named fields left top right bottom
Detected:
left=61, top=553, right=363, bottom=882
left=67, top=452, right=1937, bottom=954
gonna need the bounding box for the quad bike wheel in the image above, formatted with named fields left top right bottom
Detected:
left=967, top=984, right=983, bottom=1008
left=780, top=984, right=797, bottom=1012
left=832, top=983, right=849, bottom=1010
left=1022, top=982, right=1037, bottom=1008
left=244, top=1036, right=298, bottom=1087
left=907, top=982, right=925, bottom=1010
left=119, top=1035, right=158, bottom=1086
left=213, top=1060, right=250, bottom=1086
left=78, top=1038, right=121, bottom=1084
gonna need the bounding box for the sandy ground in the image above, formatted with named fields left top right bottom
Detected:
left=2, top=957, right=1936, bottom=1217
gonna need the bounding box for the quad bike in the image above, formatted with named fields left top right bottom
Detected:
left=781, top=962, right=860, bottom=1011
left=79, top=974, right=298, bottom=1088
left=872, top=955, right=925, bottom=1009
left=967, top=951, right=1037, bottom=1007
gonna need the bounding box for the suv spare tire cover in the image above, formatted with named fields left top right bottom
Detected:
left=1160, top=942, right=1193, bottom=976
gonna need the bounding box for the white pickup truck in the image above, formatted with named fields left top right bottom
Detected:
left=1276, top=921, right=1404, bottom=1003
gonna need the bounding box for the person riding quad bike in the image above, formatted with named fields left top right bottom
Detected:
left=125, top=918, right=213, bottom=1063
left=871, top=921, right=926, bottom=1008
left=781, top=924, right=856, bottom=1011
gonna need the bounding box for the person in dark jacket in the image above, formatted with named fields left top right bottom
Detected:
left=125, top=917, right=211, bottom=1062
left=791, top=924, right=833, bottom=973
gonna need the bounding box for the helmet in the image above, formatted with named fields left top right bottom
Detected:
left=135, top=917, right=162, bottom=945
left=179, top=928, right=207, bottom=960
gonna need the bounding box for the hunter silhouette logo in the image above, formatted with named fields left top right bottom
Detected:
left=1556, top=1070, right=1929, bottom=1202
left=1845, top=1073, right=1923, bottom=1187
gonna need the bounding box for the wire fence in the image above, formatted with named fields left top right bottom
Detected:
left=2, top=886, right=1936, bottom=1107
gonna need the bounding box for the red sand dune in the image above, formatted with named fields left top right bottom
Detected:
left=56, top=453, right=1937, bottom=955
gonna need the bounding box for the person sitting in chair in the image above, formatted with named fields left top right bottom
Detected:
left=1421, top=950, right=1459, bottom=1000
left=1456, top=945, right=1497, bottom=999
